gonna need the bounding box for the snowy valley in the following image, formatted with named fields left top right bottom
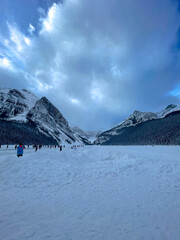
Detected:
left=1, top=88, right=180, bottom=146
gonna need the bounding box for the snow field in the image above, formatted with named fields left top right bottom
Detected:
left=1, top=146, right=180, bottom=240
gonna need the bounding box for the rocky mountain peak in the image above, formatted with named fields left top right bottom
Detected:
left=132, top=110, right=142, bottom=115
left=165, top=104, right=177, bottom=110
left=27, top=96, right=70, bottom=131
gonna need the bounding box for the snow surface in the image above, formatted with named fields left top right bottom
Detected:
left=1, top=146, right=180, bottom=240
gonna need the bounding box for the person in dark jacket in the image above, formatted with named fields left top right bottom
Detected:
left=33, top=144, right=38, bottom=151
left=60, top=145, right=62, bottom=151
left=17, top=143, right=25, bottom=157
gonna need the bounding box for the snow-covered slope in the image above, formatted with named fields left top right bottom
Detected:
left=26, top=97, right=78, bottom=144
left=72, top=126, right=101, bottom=143
left=95, top=104, right=180, bottom=145
left=72, top=126, right=89, bottom=139
left=0, top=88, right=89, bottom=145
left=73, top=133, right=92, bottom=145
left=113, top=110, right=157, bottom=132
left=0, top=88, right=38, bottom=121
left=86, top=130, right=102, bottom=142
left=157, top=104, right=180, bottom=118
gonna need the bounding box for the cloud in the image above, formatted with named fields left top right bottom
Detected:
left=28, top=24, right=35, bottom=35
left=0, top=57, right=13, bottom=69
left=0, top=0, right=180, bottom=130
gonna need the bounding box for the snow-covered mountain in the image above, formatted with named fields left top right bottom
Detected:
left=157, top=104, right=179, bottom=118
left=0, top=88, right=89, bottom=145
left=94, top=104, right=180, bottom=145
left=72, top=126, right=102, bottom=143
left=72, top=126, right=89, bottom=139
left=86, top=130, right=102, bottom=143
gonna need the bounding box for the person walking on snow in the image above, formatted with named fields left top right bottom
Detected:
left=17, top=143, right=25, bottom=157
left=60, top=145, right=62, bottom=151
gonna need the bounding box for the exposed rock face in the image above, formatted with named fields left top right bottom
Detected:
left=0, top=89, right=38, bottom=120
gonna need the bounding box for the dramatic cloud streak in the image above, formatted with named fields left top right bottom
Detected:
left=0, top=0, right=180, bottom=130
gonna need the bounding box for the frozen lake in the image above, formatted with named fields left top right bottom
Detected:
left=1, top=145, right=180, bottom=240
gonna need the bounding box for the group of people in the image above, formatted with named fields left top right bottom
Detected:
left=0, top=143, right=84, bottom=157
left=0, top=143, right=26, bottom=157
left=15, top=143, right=66, bottom=157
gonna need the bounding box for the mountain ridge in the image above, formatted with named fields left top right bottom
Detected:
left=0, top=88, right=90, bottom=145
left=94, top=104, right=180, bottom=145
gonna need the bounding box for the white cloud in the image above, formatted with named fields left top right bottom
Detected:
left=40, top=3, right=61, bottom=33
left=24, top=37, right=31, bottom=46
left=8, top=24, right=24, bottom=51
left=70, top=98, right=80, bottom=104
left=0, top=57, right=13, bottom=69
left=36, top=80, right=53, bottom=91
left=28, top=24, right=35, bottom=35
left=90, top=81, right=104, bottom=102
left=6, top=23, right=32, bottom=55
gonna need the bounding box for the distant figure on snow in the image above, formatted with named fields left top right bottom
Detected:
left=72, top=145, right=77, bottom=150
left=60, top=145, right=62, bottom=151
left=17, top=143, right=25, bottom=157
left=33, top=145, right=38, bottom=152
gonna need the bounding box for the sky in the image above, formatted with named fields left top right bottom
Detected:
left=0, top=0, right=180, bottom=131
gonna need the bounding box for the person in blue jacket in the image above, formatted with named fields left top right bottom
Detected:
left=17, top=143, right=25, bottom=157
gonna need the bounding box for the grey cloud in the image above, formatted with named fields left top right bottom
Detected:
left=1, top=0, right=180, bottom=130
